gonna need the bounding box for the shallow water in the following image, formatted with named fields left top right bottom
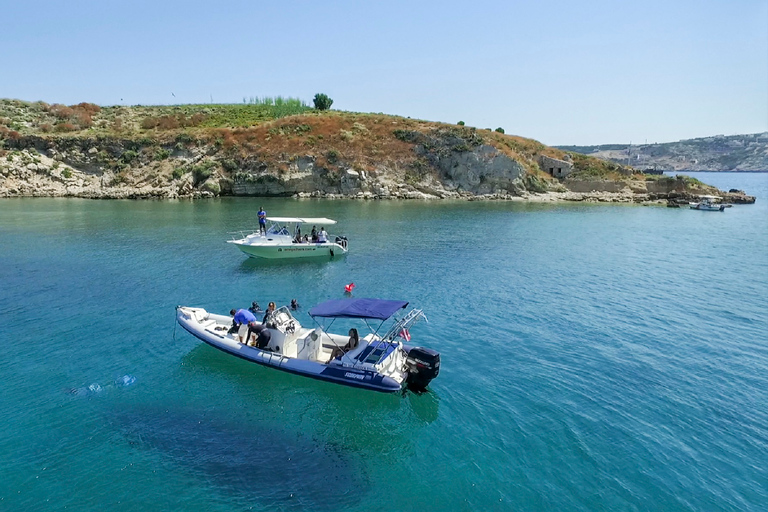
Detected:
left=1, top=172, right=766, bottom=511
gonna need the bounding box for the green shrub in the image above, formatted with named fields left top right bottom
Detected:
left=175, top=133, right=194, bottom=145
left=326, top=149, right=339, bottom=163
left=154, top=148, right=171, bottom=161
left=457, top=121, right=465, bottom=126
left=120, top=150, right=138, bottom=163
left=495, top=127, right=505, bottom=134
left=313, top=93, right=333, bottom=110
left=61, top=169, right=72, bottom=179
left=171, top=167, right=185, bottom=180
left=221, top=158, right=238, bottom=172
left=201, top=179, right=221, bottom=195
left=191, top=161, right=216, bottom=185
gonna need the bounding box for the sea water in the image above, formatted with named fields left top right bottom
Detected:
left=0, top=172, right=766, bottom=511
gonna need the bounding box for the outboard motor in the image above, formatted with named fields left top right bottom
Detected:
left=335, top=235, right=348, bottom=249
left=405, top=347, right=440, bottom=391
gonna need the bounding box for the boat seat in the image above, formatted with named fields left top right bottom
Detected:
left=340, top=341, right=368, bottom=364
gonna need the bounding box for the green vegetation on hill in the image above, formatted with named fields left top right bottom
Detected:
left=6, top=96, right=722, bottom=201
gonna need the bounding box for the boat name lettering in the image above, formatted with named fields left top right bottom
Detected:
left=344, top=372, right=365, bottom=380
left=283, top=247, right=317, bottom=252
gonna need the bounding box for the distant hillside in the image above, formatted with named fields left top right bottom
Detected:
left=558, top=133, right=768, bottom=171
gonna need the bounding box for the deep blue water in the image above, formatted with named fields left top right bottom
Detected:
left=1, top=172, right=766, bottom=511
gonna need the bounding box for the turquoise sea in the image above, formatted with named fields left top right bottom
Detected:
left=1, top=172, right=767, bottom=511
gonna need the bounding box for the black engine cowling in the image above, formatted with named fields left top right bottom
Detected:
left=405, top=347, right=440, bottom=391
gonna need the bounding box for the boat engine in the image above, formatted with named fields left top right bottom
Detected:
left=405, top=347, right=440, bottom=391
left=335, top=235, right=348, bottom=249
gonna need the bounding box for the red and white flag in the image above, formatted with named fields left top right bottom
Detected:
left=399, top=328, right=411, bottom=341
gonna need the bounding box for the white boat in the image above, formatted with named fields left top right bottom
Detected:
left=689, top=195, right=726, bottom=211
left=175, top=298, right=440, bottom=393
left=228, top=217, right=348, bottom=259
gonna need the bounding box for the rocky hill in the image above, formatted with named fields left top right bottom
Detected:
left=0, top=99, right=755, bottom=203
left=558, top=133, right=768, bottom=172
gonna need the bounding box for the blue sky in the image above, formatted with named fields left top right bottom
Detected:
left=2, top=0, right=766, bottom=145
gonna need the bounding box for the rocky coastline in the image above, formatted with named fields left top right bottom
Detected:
left=0, top=140, right=755, bottom=205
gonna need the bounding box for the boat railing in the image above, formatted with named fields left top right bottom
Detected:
left=227, top=229, right=260, bottom=241
left=350, top=308, right=426, bottom=368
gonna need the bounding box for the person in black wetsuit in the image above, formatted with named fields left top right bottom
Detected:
left=246, top=322, right=272, bottom=349
left=248, top=301, right=262, bottom=315
left=262, top=302, right=277, bottom=327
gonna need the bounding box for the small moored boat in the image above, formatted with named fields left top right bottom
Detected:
left=228, top=217, right=348, bottom=259
left=689, top=195, right=726, bottom=211
left=175, top=298, right=440, bottom=393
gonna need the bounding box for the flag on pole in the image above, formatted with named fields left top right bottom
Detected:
left=399, top=328, right=411, bottom=341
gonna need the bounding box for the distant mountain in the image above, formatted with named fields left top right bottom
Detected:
left=557, top=132, right=768, bottom=171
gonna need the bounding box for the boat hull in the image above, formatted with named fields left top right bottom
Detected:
left=689, top=204, right=725, bottom=211
left=176, top=308, right=401, bottom=393
left=229, top=241, right=347, bottom=259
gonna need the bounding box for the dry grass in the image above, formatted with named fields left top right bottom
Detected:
left=0, top=98, right=615, bottom=180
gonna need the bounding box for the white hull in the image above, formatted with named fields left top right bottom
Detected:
left=689, top=203, right=725, bottom=211
left=229, top=240, right=347, bottom=259
left=175, top=306, right=406, bottom=393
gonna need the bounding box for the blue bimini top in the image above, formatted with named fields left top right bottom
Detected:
left=308, top=298, right=408, bottom=320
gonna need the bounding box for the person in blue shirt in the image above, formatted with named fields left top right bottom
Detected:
left=228, top=308, right=257, bottom=342
left=258, top=207, right=267, bottom=235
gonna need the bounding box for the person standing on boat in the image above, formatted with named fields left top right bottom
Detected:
left=229, top=308, right=257, bottom=342
left=311, top=225, right=317, bottom=242
left=262, top=302, right=277, bottom=327
left=318, top=227, right=328, bottom=243
left=258, top=207, right=267, bottom=235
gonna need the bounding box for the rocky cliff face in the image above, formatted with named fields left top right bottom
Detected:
left=0, top=121, right=547, bottom=200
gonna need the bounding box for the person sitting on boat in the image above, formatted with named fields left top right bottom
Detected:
left=228, top=308, right=257, bottom=341
left=317, top=227, right=328, bottom=243
left=248, top=301, right=262, bottom=315
left=262, top=302, right=277, bottom=327
left=258, top=207, right=267, bottom=235
left=328, top=328, right=359, bottom=362
left=311, top=226, right=318, bottom=242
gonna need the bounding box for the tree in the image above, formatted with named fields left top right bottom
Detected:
left=495, top=127, right=505, bottom=134
left=313, top=93, right=333, bottom=110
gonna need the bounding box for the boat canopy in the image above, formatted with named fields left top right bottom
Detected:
left=266, top=217, right=337, bottom=225
left=309, top=298, right=409, bottom=320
